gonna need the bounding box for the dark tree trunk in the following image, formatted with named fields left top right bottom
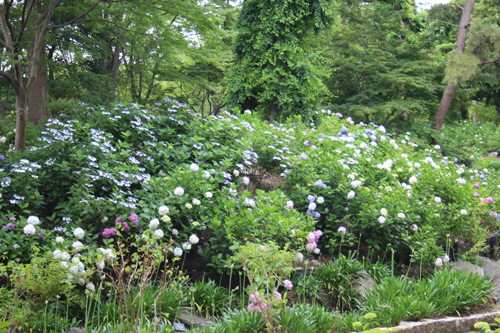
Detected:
left=27, top=44, right=50, bottom=124
left=105, top=35, right=123, bottom=103
left=433, top=0, right=476, bottom=133
left=15, top=86, right=28, bottom=150
left=269, top=103, right=277, bottom=123
left=27, top=0, right=50, bottom=124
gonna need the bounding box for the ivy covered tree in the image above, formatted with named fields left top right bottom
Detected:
left=227, top=0, right=334, bottom=122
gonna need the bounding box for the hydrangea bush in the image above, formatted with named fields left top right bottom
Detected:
left=1, top=101, right=499, bottom=271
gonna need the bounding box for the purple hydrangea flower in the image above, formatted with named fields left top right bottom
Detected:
left=134, top=221, right=141, bottom=232
left=9, top=217, right=16, bottom=222
left=102, top=228, right=112, bottom=239
left=315, top=179, right=327, bottom=188
left=38, top=231, right=45, bottom=240
left=0, top=155, right=4, bottom=162
left=122, top=222, right=130, bottom=232
left=110, top=227, right=117, bottom=236
left=307, top=195, right=315, bottom=203
left=300, top=153, right=307, bottom=160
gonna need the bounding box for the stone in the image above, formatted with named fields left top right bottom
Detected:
left=348, top=311, right=500, bottom=333
left=353, top=270, right=374, bottom=304
left=449, top=261, right=484, bottom=277
left=177, top=312, right=211, bottom=328
left=479, top=256, right=500, bottom=277
left=67, top=328, right=85, bottom=333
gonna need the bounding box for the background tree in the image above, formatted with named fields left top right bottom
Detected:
left=227, top=0, right=334, bottom=122
left=321, top=0, right=442, bottom=125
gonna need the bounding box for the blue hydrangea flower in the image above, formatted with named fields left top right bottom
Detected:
left=307, top=195, right=316, bottom=203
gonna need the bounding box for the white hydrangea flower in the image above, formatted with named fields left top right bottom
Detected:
left=414, top=163, right=421, bottom=168
left=461, top=209, right=467, bottom=215
left=158, top=205, right=169, bottom=216
left=192, top=198, right=201, bottom=205
left=61, top=252, right=70, bottom=261
left=378, top=216, right=386, bottom=224
left=233, top=170, right=240, bottom=177
left=314, top=248, right=321, bottom=254
left=205, top=192, right=213, bottom=198
left=172, top=228, right=179, bottom=236
left=409, top=176, right=417, bottom=184
left=0, top=136, right=6, bottom=144
left=435, top=197, right=442, bottom=203
left=183, top=242, right=192, bottom=250
left=317, top=197, right=324, bottom=204
left=308, top=202, right=317, bottom=211
left=174, top=187, right=184, bottom=196
left=23, top=224, right=36, bottom=235
left=456, top=178, right=466, bottom=185
left=229, top=188, right=237, bottom=197
left=53, top=249, right=62, bottom=260
left=202, top=171, right=211, bottom=179
left=173, top=247, right=183, bottom=257
left=190, top=163, right=199, bottom=172
left=347, top=191, right=356, bottom=200
left=380, top=208, right=388, bottom=217
left=73, top=228, right=85, bottom=239
left=295, top=252, right=304, bottom=263
left=154, top=229, right=164, bottom=239
left=285, top=200, right=294, bottom=210
left=96, top=261, right=105, bottom=270
left=55, top=236, right=64, bottom=244
left=242, top=176, right=250, bottom=185
left=27, top=216, right=40, bottom=225
left=351, top=180, right=362, bottom=188
left=305, top=243, right=316, bottom=253
left=86, top=283, right=95, bottom=291
left=398, top=213, right=406, bottom=219
left=149, top=218, right=160, bottom=230
left=189, top=234, right=200, bottom=244
left=72, top=241, right=84, bottom=251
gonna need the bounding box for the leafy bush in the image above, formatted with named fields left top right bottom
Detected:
left=361, top=269, right=495, bottom=327
left=314, top=253, right=364, bottom=311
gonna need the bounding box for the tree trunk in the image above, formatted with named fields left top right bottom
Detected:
left=105, top=35, right=123, bottom=103
left=433, top=0, right=475, bottom=133
left=28, top=44, right=50, bottom=124
left=27, top=0, right=50, bottom=124
left=269, top=103, right=277, bottom=123
left=15, top=86, right=28, bottom=151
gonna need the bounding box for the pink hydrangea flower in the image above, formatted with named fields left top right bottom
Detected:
left=115, top=216, right=123, bottom=223
left=487, top=197, right=494, bottom=204
left=129, top=214, right=138, bottom=222
left=474, top=183, right=480, bottom=189
left=110, top=227, right=117, bottom=236
left=435, top=258, right=443, bottom=267
left=490, top=211, right=496, bottom=218
left=308, top=232, right=316, bottom=243
left=9, top=217, right=16, bottom=222
left=284, top=279, right=293, bottom=290
left=474, top=192, right=479, bottom=198
left=313, top=230, right=323, bottom=242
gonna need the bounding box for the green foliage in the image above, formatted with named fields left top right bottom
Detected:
left=314, top=253, right=364, bottom=311
left=361, top=270, right=495, bottom=326
left=191, top=279, right=230, bottom=317
left=227, top=0, right=334, bottom=121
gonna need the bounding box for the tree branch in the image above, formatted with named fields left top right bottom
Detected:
left=429, top=19, right=459, bottom=27
left=455, top=3, right=464, bottom=10
left=481, top=56, right=500, bottom=65
left=48, top=0, right=103, bottom=30
left=59, top=18, right=152, bottom=37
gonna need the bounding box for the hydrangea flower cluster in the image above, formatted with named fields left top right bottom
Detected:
left=306, top=230, right=323, bottom=254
